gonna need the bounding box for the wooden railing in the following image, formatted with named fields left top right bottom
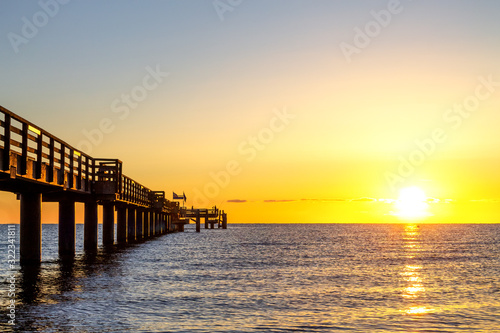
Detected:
left=0, top=106, right=174, bottom=211
left=1, top=106, right=94, bottom=192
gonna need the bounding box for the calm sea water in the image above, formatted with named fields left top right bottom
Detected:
left=1, top=223, right=499, bottom=332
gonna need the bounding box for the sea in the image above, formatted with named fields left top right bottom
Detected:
left=0, top=223, right=499, bottom=333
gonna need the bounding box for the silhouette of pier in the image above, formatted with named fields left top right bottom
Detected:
left=0, top=105, right=227, bottom=265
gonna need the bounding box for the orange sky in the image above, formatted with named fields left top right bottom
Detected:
left=1, top=1, right=499, bottom=223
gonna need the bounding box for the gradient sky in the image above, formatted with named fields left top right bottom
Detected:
left=1, top=0, right=500, bottom=223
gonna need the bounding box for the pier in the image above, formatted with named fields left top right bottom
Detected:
left=0, top=105, right=228, bottom=265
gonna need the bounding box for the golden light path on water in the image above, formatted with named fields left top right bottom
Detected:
left=400, top=224, right=435, bottom=316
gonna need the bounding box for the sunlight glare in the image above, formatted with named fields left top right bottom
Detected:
left=394, top=186, right=430, bottom=219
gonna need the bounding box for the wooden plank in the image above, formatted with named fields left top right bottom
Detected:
left=10, top=126, right=22, bottom=136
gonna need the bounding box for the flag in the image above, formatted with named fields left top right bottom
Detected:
left=173, top=192, right=187, bottom=201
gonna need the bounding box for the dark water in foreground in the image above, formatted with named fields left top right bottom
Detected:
left=1, top=223, right=499, bottom=332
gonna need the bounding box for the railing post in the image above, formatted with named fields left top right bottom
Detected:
left=68, top=149, right=74, bottom=189
left=35, top=132, right=43, bottom=179
left=2, top=113, right=11, bottom=171
left=76, top=153, right=82, bottom=189
left=20, top=123, right=28, bottom=175
left=59, top=144, right=66, bottom=185
left=48, top=138, right=54, bottom=182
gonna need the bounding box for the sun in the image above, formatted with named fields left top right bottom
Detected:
left=394, top=186, right=430, bottom=219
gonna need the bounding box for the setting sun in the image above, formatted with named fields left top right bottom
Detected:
left=395, top=186, right=430, bottom=220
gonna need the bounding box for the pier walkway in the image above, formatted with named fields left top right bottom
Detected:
left=0, top=105, right=227, bottom=264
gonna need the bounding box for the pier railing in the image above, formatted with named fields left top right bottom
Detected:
left=0, top=106, right=172, bottom=211
left=1, top=106, right=94, bottom=192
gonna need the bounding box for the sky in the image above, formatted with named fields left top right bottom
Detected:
left=1, top=0, right=500, bottom=223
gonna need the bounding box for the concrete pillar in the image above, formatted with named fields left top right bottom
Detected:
left=196, top=210, right=200, bottom=233
left=102, top=202, right=115, bottom=245
left=136, top=209, right=143, bottom=240
left=117, top=205, right=127, bottom=244
left=20, top=192, right=42, bottom=265
left=128, top=206, right=136, bottom=243
left=59, top=199, right=75, bottom=258
left=84, top=200, right=98, bottom=252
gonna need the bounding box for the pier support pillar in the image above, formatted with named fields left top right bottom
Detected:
left=117, top=205, right=127, bottom=244
left=102, top=202, right=115, bottom=246
left=20, top=192, right=42, bottom=265
left=222, top=212, right=227, bottom=229
left=205, top=213, right=209, bottom=229
left=210, top=221, right=215, bottom=229
left=149, top=210, right=154, bottom=236
left=84, top=200, right=98, bottom=253
left=128, top=206, right=136, bottom=243
left=155, top=213, right=160, bottom=235
left=136, top=209, right=143, bottom=241
left=144, top=210, right=150, bottom=238
left=59, top=199, right=75, bottom=259
left=196, top=210, right=200, bottom=233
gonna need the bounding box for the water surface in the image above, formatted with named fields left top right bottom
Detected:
left=1, top=223, right=499, bottom=332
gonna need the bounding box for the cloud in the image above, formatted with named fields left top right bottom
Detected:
left=349, top=197, right=378, bottom=202
left=263, top=199, right=296, bottom=203
left=469, top=198, right=500, bottom=203
left=301, top=198, right=347, bottom=202
left=227, top=199, right=247, bottom=203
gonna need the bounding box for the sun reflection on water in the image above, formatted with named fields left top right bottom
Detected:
left=400, top=224, right=435, bottom=316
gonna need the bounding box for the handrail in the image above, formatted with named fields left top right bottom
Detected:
left=1, top=106, right=94, bottom=190
left=0, top=105, right=176, bottom=211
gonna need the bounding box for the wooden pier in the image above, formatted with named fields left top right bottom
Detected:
left=0, top=105, right=228, bottom=264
